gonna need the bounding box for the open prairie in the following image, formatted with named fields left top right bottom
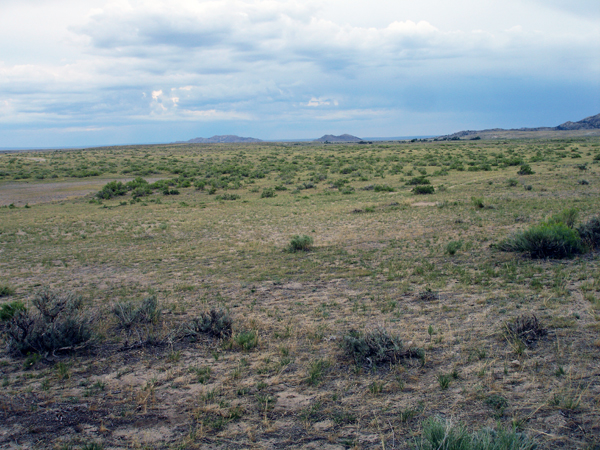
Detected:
left=0, top=138, right=599, bottom=449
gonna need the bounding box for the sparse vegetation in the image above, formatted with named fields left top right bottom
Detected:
left=1, top=138, right=599, bottom=449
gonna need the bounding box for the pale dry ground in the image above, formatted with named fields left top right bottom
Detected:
left=0, top=140, right=599, bottom=449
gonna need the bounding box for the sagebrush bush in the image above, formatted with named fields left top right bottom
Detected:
left=5, top=288, right=92, bottom=355
left=517, top=164, right=535, bottom=175
left=260, top=188, right=275, bottom=198
left=96, top=181, right=127, bottom=199
left=289, top=235, right=313, bottom=252
left=342, top=327, right=423, bottom=366
left=498, top=222, right=584, bottom=259
left=186, top=309, right=233, bottom=339
left=413, top=185, right=435, bottom=195
left=577, top=215, right=600, bottom=249
left=406, top=176, right=430, bottom=186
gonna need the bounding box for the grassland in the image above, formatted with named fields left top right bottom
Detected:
left=0, top=138, right=599, bottom=449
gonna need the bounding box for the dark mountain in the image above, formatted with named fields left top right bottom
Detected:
left=556, top=113, right=600, bottom=130
left=438, top=113, right=600, bottom=140
left=180, top=135, right=262, bottom=144
left=314, top=134, right=362, bottom=142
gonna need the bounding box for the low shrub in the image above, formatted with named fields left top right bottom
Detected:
left=507, top=178, right=519, bottom=187
left=261, top=188, right=275, bottom=198
left=342, top=327, right=423, bottom=366
left=414, top=417, right=537, bottom=450
left=186, top=309, right=233, bottom=339
left=406, top=176, right=430, bottom=186
left=5, top=288, right=92, bottom=355
left=373, top=184, right=395, bottom=192
left=96, top=181, right=127, bottom=199
left=498, top=222, right=584, bottom=259
left=471, top=197, right=485, bottom=208
left=413, top=185, right=435, bottom=195
left=577, top=215, right=600, bottom=249
left=517, top=164, right=535, bottom=175
left=289, top=235, right=313, bottom=252
left=216, top=193, right=240, bottom=201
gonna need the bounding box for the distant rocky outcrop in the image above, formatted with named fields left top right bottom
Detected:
left=179, top=135, right=262, bottom=144
left=314, top=134, right=363, bottom=143
left=438, top=113, right=600, bottom=140
left=556, top=113, right=600, bottom=130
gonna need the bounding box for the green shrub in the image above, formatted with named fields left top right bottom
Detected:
left=0, top=301, right=26, bottom=321
left=517, top=164, right=535, bottom=175
left=234, top=330, right=258, bottom=351
left=471, top=197, right=485, bottom=208
left=96, top=181, right=127, bottom=199
left=413, top=185, right=435, bottom=195
left=498, top=222, right=584, bottom=258
left=414, top=417, right=537, bottom=450
left=0, top=285, right=14, bottom=297
left=341, top=186, right=355, bottom=194
left=261, top=188, right=275, bottom=198
left=342, top=327, right=423, bottom=366
left=406, top=176, right=430, bottom=186
left=289, top=235, right=313, bottom=252
left=577, top=215, right=600, bottom=249
left=373, top=184, right=395, bottom=192
left=5, top=288, right=92, bottom=355
left=186, top=309, right=233, bottom=339
left=507, top=178, right=519, bottom=187
left=445, top=240, right=463, bottom=256
left=547, top=208, right=578, bottom=229
left=216, top=193, right=240, bottom=201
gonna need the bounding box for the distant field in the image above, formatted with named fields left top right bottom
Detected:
left=1, top=138, right=599, bottom=449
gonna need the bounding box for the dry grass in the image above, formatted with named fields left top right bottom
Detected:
left=0, top=138, right=599, bottom=449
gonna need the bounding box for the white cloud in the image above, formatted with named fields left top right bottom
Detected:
left=0, top=0, right=598, bottom=145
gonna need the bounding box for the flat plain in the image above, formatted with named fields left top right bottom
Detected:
left=0, top=138, right=599, bottom=449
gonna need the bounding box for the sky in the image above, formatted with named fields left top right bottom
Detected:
left=0, top=0, right=599, bottom=147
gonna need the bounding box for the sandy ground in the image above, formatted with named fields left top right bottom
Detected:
left=0, top=178, right=166, bottom=206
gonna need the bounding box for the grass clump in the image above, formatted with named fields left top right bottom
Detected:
left=5, top=288, right=92, bottom=355
left=342, top=327, right=423, bottom=366
left=0, top=301, right=26, bottom=321
left=498, top=222, right=584, bottom=259
left=414, top=417, right=537, bottom=450
left=112, top=295, right=160, bottom=330
left=413, top=185, right=435, bottom=195
left=288, top=234, right=313, bottom=252
left=445, top=240, right=463, bottom=256
left=0, top=285, right=14, bottom=297
left=234, top=330, right=258, bottom=351
left=186, top=309, right=233, bottom=339
left=504, top=314, right=547, bottom=348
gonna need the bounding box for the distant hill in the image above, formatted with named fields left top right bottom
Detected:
left=179, top=135, right=262, bottom=144
left=438, top=113, right=600, bottom=140
left=314, top=134, right=362, bottom=143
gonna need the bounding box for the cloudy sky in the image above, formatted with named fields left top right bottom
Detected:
left=1, top=0, right=599, bottom=147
